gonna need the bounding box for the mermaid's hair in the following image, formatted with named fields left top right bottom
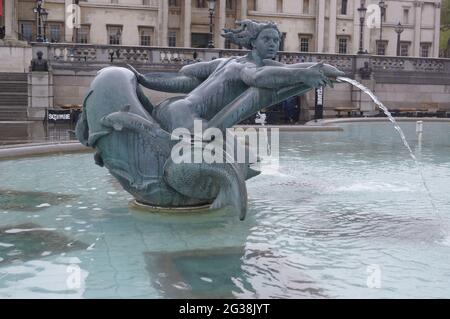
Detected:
left=221, top=19, right=281, bottom=50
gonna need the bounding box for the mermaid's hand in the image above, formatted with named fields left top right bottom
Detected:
left=127, top=64, right=145, bottom=83
left=302, top=62, right=333, bottom=89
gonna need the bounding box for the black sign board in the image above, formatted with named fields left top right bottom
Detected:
left=314, top=86, right=324, bottom=120
left=47, top=109, right=71, bottom=123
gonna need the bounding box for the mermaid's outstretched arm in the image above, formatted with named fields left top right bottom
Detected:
left=127, top=65, right=201, bottom=93
left=241, top=62, right=333, bottom=90
left=208, top=60, right=345, bottom=130
left=127, top=59, right=226, bottom=93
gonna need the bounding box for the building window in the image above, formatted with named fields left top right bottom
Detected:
left=225, top=38, right=231, bottom=49
left=19, top=21, right=33, bottom=42
left=376, top=41, right=387, bottom=55
left=168, top=31, right=177, bottom=47
left=420, top=43, right=431, bottom=57
left=303, top=0, right=309, bottom=14
left=196, top=0, right=207, bottom=8
left=299, top=35, right=311, bottom=52
left=226, top=0, right=233, bottom=10
left=277, top=0, right=283, bottom=13
left=338, top=37, right=348, bottom=54
left=49, top=24, right=62, bottom=43
left=341, top=0, right=348, bottom=15
left=191, top=32, right=209, bottom=48
left=169, top=0, right=178, bottom=6
left=107, top=25, right=122, bottom=45
left=76, top=25, right=90, bottom=43
left=403, top=8, right=409, bottom=24
left=279, top=32, right=286, bottom=51
left=400, top=42, right=410, bottom=56
left=139, top=27, right=153, bottom=46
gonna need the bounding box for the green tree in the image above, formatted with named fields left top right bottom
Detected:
left=440, top=0, right=450, bottom=54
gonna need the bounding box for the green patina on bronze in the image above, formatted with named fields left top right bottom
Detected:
left=75, top=20, right=344, bottom=220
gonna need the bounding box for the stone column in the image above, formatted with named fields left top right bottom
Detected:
left=3, top=0, right=17, bottom=40
left=328, top=0, right=337, bottom=53
left=240, top=0, right=247, bottom=20
left=433, top=2, right=441, bottom=57
left=28, top=71, right=53, bottom=120
left=316, top=0, right=325, bottom=52
left=353, top=55, right=376, bottom=115
left=215, top=0, right=226, bottom=48
left=158, top=0, right=168, bottom=46
left=183, top=0, right=192, bottom=47
left=413, top=1, right=422, bottom=57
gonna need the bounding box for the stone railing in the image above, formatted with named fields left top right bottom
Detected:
left=31, top=42, right=450, bottom=75
left=34, top=43, right=246, bottom=66
left=277, top=51, right=355, bottom=73
left=369, top=56, right=447, bottom=73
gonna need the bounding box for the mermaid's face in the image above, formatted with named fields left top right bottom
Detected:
left=252, top=28, right=280, bottom=59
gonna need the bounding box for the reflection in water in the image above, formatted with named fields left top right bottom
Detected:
left=145, top=247, right=246, bottom=298
left=0, top=189, right=77, bottom=212
left=0, top=257, right=89, bottom=298
left=0, top=223, right=87, bottom=265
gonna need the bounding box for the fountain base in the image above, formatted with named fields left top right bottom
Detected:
left=130, top=200, right=212, bottom=213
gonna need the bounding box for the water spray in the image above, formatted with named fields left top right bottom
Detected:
left=336, top=77, right=446, bottom=240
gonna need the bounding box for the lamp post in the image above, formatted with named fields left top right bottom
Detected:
left=42, top=10, right=48, bottom=42
left=378, top=0, right=385, bottom=44
left=394, top=22, right=404, bottom=56
left=207, top=0, right=216, bottom=48
left=33, top=0, right=48, bottom=42
left=357, top=1, right=367, bottom=54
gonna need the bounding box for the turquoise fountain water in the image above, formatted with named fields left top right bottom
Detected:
left=337, top=77, right=416, bottom=160
left=1, top=121, right=450, bottom=298
left=338, top=77, right=444, bottom=230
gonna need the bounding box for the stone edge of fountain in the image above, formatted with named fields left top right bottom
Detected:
left=234, top=125, right=343, bottom=132
left=0, top=141, right=91, bottom=160
left=0, top=125, right=344, bottom=160
left=306, top=117, right=450, bottom=126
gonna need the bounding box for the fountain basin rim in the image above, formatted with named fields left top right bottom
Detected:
left=0, top=141, right=91, bottom=160
left=234, top=125, right=343, bottom=132
left=307, top=117, right=450, bottom=126
left=130, top=200, right=212, bottom=213
left=0, top=125, right=344, bottom=161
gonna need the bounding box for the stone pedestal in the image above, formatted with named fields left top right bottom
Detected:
left=353, top=77, right=377, bottom=116
left=28, top=71, right=53, bottom=120
left=353, top=56, right=376, bottom=116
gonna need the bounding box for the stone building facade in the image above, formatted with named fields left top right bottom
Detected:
left=0, top=0, right=442, bottom=57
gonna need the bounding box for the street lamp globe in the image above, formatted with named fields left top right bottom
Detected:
left=395, top=22, right=404, bottom=34
left=357, top=1, right=367, bottom=20
left=207, top=0, right=216, bottom=11
left=395, top=22, right=404, bottom=56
